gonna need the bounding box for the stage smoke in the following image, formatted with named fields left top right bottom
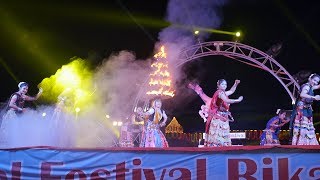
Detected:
left=156, top=0, right=228, bottom=106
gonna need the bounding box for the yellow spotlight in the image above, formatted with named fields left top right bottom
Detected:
left=56, top=66, right=80, bottom=88
left=235, top=32, right=241, bottom=37
left=106, top=114, right=110, bottom=119
left=75, top=107, right=81, bottom=113
left=194, top=30, right=199, bottom=35
left=42, top=112, right=46, bottom=117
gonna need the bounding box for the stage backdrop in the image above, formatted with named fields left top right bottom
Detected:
left=0, top=146, right=320, bottom=179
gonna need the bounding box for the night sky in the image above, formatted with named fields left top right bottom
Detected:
left=1, top=0, right=320, bottom=132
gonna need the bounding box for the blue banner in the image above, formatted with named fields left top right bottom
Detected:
left=0, top=147, right=320, bottom=179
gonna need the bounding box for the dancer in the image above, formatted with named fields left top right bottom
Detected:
left=49, top=90, right=76, bottom=147
left=119, top=107, right=144, bottom=147
left=189, top=79, right=243, bottom=147
left=291, top=101, right=316, bottom=145
left=119, top=119, right=134, bottom=147
left=0, top=82, right=42, bottom=147
left=131, top=107, right=145, bottom=126
left=51, top=88, right=76, bottom=123
left=291, top=73, right=320, bottom=145
left=260, top=109, right=290, bottom=145
left=2, top=82, right=42, bottom=120
left=140, top=98, right=169, bottom=147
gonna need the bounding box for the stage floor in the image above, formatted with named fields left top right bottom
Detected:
left=1, top=144, right=320, bottom=152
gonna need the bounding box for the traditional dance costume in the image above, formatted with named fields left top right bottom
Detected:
left=260, top=116, right=282, bottom=145
left=0, top=93, right=25, bottom=147
left=140, top=108, right=169, bottom=147
left=292, top=84, right=319, bottom=145
left=205, top=89, right=232, bottom=147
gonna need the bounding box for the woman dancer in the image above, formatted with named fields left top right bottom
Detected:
left=0, top=82, right=42, bottom=147
left=3, top=82, right=42, bottom=118
left=260, top=109, right=290, bottom=145
left=189, top=79, right=243, bottom=147
left=291, top=73, right=320, bottom=145
left=140, top=99, right=169, bottom=147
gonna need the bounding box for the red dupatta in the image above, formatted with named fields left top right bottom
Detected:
left=205, top=89, right=230, bottom=133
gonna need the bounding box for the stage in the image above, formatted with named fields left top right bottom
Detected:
left=1, top=145, right=320, bottom=179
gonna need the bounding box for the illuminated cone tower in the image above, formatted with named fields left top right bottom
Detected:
left=146, top=46, right=175, bottom=98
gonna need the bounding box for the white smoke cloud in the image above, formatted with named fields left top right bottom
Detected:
left=94, top=50, right=152, bottom=118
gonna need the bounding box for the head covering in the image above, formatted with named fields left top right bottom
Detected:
left=296, top=101, right=304, bottom=106
left=151, top=98, right=162, bottom=108
left=18, top=82, right=28, bottom=89
left=309, top=73, right=320, bottom=81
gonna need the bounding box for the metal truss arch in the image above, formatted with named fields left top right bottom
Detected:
left=175, top=41, right=300, bottom=103
left=132, top=41, right=299, bottom=111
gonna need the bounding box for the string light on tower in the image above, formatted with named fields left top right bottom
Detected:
left=146, top=46, right=175, bottom=98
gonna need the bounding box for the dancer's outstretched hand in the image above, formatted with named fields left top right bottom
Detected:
left=38, top=87, right=43, bottom=94
left=194, top=85, right=203, bottom=94
left=160, top=122, right=166, bottom=127
left=235, top=79, right=240, bottom=84
left=237, top=96, right=243, bottom=102
left=187, top=82, right=197, bottom=90
left=188, top=83, right=203, bottom=94
left=314, top=95, right=320, bottom=101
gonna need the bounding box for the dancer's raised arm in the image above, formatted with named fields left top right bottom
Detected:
left=188, top=83, right=211, bottom=105
left=300, top=84, right=320, bottom=101
left=23, top=87, right=43, bottom=101
left=219, top=92, right=243, bottom=104
left=225, top=79, right=240, bottom=96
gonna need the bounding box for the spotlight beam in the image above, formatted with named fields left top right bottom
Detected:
left=0, top=8, right=57, bottom=72
left=0, top=57, right=19, bottom=82
left=173, top=24, right=240, bottom=37
left=195, top=26, right=240, bottom=36
left=116, top=0, right=156, bottom=43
